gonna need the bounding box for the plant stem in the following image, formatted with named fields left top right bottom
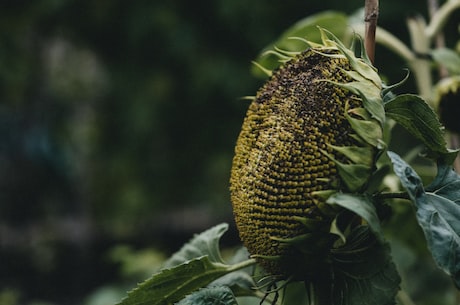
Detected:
left=228, top=258, right=258, bottom=272
left=425, top=0, right=460, bottom=40
left=406, top=15, right=433, bottom=101
left=364, top=0, right=379, bottom=64
left=374, top=191, right=411, bottom=201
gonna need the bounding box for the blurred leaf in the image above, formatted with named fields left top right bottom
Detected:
left=117, top=223, right=257, bottom=305
left=209, top=271, right=256, bottom=297
left=330, top=226, right=401, bottom=305
left=117, top=256, right=233, bottom=305
left=326, top=193, right=383, bottom=238
left=177, top=286, right=237, bottom=305
left=431, top=48, right=460, bottom=75
left=109, top=246, right=165, bottom=278
left=388, top=151, right=460, bottom=287
left=253, top=11, right=348, bottom=77
left=163, top=223, right=228, bottom=268
left=333, top=161, right=372, bottom=193
left=84, top=286, right=126, bottom=305
left=384, top=94, right=457, bottom=163
left=226, top=247, right=251, bottom=265
left=426, top=162, right=460, bottom=202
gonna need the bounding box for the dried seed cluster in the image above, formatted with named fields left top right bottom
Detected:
left=230, top=48, right=367, bottom=277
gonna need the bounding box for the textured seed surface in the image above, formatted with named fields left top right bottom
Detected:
left=230, top=49, right=360, bottom=276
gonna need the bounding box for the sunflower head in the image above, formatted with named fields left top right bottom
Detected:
left=230, top=29, right=384, bottom=280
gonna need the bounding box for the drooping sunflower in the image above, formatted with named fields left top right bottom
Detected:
left=230, top=30, right=385, bottom=280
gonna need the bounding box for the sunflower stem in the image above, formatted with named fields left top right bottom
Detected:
left=364, top=0, right=379, bottom=64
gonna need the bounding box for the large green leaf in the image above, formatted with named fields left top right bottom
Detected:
left=388, top=151, right=460, bottom=287
left=330, top=226, right=401, bottom=305
left=384, top=94, right=456, bottom=162
left=117, top=256, right=257, bottom=305
left=177, top=286, right=237, bottom=305
left=163, top=223, right=228, bottom=268
left=326, top=193, right=383, bottom=239
left=117, top=256, right=231, bottom=305
left=116, top=223, right=258, bottom=305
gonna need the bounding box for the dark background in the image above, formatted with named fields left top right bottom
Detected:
left=0, top=1, right=458, bottom=304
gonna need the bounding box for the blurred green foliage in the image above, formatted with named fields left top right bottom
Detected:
left=0, top=1, right=459, bottom=304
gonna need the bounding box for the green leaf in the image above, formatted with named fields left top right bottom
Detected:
left=388, top=151, right=460, bottom=287
left=340, top=78, right=385, bottom=126
left=346, top=108, right=382, bottom=147
left=117, top=256, right=232, bottom=305
left=116, top=223, right=257, bottom=305
left=253, top=11, right=348, bottom=76
left=384, top=94, right=452, bottom=159
left=321, top=146, right=372, bottom=192
left=163, top=223, right=228, bottom=268
left=330, top=226, right=401, bottom=305
left=209, top=271, right=256, bottom=297
left=326, top=193, right=383, bottom=239
left=335, top=160, right=373, bottom=192
left=426, top=162, right=460, bottom=202
left=431, top=48, right=460, bottom=75
left=328, top=31, right=381, bottom=88
left=328, top=144, right=374, bottom=166
left=177, top=286, right=237, bottom=305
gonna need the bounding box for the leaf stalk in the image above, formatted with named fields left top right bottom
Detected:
left=374, top=191, right=411, bottom=201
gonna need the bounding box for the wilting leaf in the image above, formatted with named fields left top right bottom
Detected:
left=388, top=151, right=460, bottom=287
left=253, top=11, right=348, bottom=77
left=345, top=108, right=382, bottom=147
left=331, top=226, right=401, bottom=305
left=326, top=193, right=383, bottom=239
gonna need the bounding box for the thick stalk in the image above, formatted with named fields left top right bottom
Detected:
left=364, top=0, right=379, bottom=64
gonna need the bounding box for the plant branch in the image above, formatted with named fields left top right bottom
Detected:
left=426, top=0, right=460, bottom=40
left=406, top=15, right=433, bottom=101
left=364, top=0, right=379, bottom=64
left=228, top=258, right=258, bottom=272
